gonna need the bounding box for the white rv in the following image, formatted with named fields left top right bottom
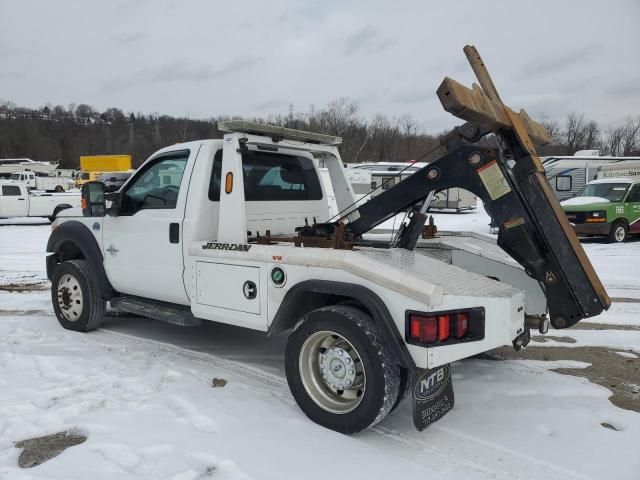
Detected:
left=349, top=162, right=477, bottom=211
left=542, top=153, right=640, bottom=201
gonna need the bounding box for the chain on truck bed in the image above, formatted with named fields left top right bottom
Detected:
left=299, top=45, right=610, bottom=329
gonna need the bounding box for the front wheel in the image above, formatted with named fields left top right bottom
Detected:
left=285, top=305, right=400, bottom=434
left=607, top=220, right=628, bottom=243
left=51, top=260, right=106, bottom=332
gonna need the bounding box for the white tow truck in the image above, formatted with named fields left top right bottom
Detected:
left=45, top=47, right=609, bottom=433
left=0, top=183, right=80, bottom=220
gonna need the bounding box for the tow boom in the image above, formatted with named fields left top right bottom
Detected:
left=306, top=46, right=610, bottom=328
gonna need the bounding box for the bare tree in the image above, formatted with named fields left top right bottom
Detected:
left=583, top=120, right=600, bottom=150
left=565, top=113, right=587, bottom=154
left=540, top=118, right=562, bottom=144
left=605, top=125, right=626, bottom=156
left=622, top=118, right=640, bottom=155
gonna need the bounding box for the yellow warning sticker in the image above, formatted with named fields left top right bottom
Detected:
left=477, top=160, right=512, bottom=200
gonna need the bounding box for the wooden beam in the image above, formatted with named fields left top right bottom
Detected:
left=436, top=77, right=551, bottom=147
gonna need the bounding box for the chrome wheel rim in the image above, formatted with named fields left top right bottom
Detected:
left=57, top=274, right=83, bottom=321
left=615, top=226, right=625, bottom=242
left=299, top=330, right=366, bottom=414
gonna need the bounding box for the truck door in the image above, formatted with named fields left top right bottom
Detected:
left=625, top=183, right=640, bottom=234
left=102, top=149, right=194, bottom=304
left=0, top=185, right=28, bottom=217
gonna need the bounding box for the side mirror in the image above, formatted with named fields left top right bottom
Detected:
left=81, top=181, right=106, bottom=217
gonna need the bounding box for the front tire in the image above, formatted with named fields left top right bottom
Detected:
left=51, top=260, right=106, bottom=332
left=285, top=305, right=400, bottom=434
left=608, top=220, right=628, bottom=243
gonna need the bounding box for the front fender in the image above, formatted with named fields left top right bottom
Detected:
left=47, top=220, right=115, bottom=299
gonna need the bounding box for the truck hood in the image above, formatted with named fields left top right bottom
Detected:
left=561, top=197, right=610, bottom=210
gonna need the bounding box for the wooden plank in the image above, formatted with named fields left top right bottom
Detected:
left=436, top=77, right=551, bottom=147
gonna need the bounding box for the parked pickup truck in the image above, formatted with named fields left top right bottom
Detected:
left=561, top=177, right=640, bottom=243
left=0, top=183, right=80, bottom=220
left=9, top=171, right=75, bottom=192
left=45, top=47, right=609, bottom=434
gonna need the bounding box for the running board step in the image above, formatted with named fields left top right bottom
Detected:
left=110, top=296, right=201, bottom=327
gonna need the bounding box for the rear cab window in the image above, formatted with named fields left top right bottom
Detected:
left=209, top=150, right=322, bottom=202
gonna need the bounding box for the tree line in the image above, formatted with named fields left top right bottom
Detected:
left=539, top=113, right=640, bottom=157
left=0, top=98, right=638, bottom=169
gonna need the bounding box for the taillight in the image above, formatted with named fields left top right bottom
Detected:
left=455, top=312, right=469, bottom=338
left=407, top=309, right=480, bottom=345
left=410, top=315, right=438, bottom=343
left=437, top=315, right=450, bottom=341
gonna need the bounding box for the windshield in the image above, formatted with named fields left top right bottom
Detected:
left=9, top=173, right=20, bottom=180
left=578, top=183, right=630, bottom=202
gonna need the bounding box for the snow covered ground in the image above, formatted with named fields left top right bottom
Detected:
left=1, top=213, right=639, bottom=479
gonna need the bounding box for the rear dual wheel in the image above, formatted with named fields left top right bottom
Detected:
left=285, top=305, right=401, bottom=434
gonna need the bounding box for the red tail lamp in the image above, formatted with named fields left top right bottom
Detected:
left=407, top=310, right=476, bottom=345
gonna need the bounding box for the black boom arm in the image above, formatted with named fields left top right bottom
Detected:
left=340, top=136, right=609, bottom=328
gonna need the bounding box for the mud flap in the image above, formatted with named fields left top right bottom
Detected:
left=412, top=364, right=454, bottom=431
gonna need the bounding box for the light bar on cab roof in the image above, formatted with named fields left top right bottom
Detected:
left=218, top=120, right=342, bottom=146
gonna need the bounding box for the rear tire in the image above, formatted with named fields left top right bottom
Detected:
left=51, top=260, right=105, bottom=332
left=54, top=185, right=64, bottom=192
left=607, top=220, right=627, bottom=243
left=285, top=305, right=400, bottom=434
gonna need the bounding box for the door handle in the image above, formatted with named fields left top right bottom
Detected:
left=17, top=198, right=25, bottom=201
left=169, top=223, right=179, bottom=244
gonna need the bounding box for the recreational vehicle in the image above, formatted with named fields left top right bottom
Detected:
left=542, top=154, right=640, bottom=201
left=350, top=162, right=477, bottom=211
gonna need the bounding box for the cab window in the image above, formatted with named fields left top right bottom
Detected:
left=208, top=150, right=322, bottom=202
left=243, top=151, right=322, bottom=201
left=121, top=151, right=189, bottom=213
left=2, top=185, right=21, bottom=196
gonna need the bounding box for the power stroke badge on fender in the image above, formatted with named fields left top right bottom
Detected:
left=412, top=364, right=454, bottom=431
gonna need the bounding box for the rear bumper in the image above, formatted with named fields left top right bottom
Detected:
left=572, top=222, right=611, bottom=236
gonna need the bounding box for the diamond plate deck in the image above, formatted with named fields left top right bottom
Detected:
left=356, top=248, right=520, bottom=298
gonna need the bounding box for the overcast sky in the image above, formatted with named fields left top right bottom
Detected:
left=1, top=0, right=639, bottom=132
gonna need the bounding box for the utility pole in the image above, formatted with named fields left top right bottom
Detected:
left=153, top=113, right=161, bottom=145
left=129, top=113, right=135, bottom=146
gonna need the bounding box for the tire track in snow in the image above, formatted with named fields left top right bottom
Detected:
left=92, top=327, right=595, bottom=480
